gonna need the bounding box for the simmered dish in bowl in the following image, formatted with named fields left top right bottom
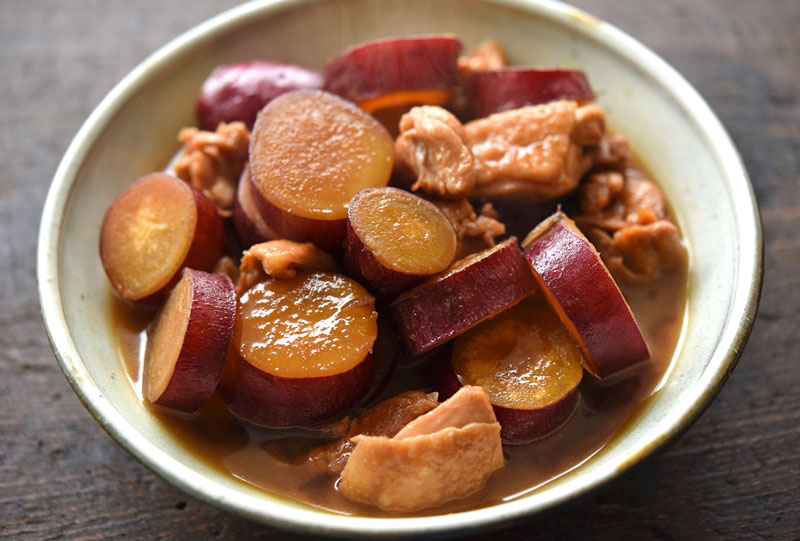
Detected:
left=102, top=34, right=689, bottom=515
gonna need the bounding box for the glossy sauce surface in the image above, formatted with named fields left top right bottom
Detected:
left=113, top=257, right=686, bottom=517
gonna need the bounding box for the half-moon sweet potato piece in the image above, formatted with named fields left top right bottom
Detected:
left=389, top=238, right=536, bottom=357
left=143, top=269, right=235, bottom=413
left=325, top=36, right=463, bottom=111
left=522, top=211, right=649, bottom=378
left=466, top=68, right=594, bottom=119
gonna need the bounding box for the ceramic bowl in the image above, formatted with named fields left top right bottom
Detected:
left=38, top=0, right=762, bottom=536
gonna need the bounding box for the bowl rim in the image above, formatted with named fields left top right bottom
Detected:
left=37, top=0, right=763, bottom=536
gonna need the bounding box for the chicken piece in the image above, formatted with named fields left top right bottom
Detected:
left=429, top=198, right=506, bottom=258
left=235, top=240, right=338, bottom=294
left=573, top=105, right=607, bottom=146
left=586, top=221, right=686, bottom=283
left=339, top=386, right=504, bottom=512
left=578, top=171, right=626, bottom=218
left=577, top=173, right=668, bottom=230
left=577, top=172, right=686, bottom=282
left=394, top=106, right=476, bottom=199
left=465, top=100, right=605, bottom=202
left=393, top=386, right=497, bottom=438
left=306, top=390, right=440, bottom=476
left=457, top=38, right=507, bottom=73
left=212, top=255, right=239, bottom=284
left=464, top=203, right=506, bottom=248
left=587, top=133, right=634, bottom=172
left=173, top=121, right=250, bottom=212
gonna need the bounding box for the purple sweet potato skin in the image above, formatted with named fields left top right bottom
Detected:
left=153, top=270, right=236, bottom=413
left=224, top=351, right=373, bottom=428
left=325, top=36, right=463, bottom=103
left=522, top=212, right=649, bottom=378
left=467, top=68, right=594, bottom=119
left=389, top=239, right=535, bottom=357
left=197, top=61, right=324, bottom=130
left=492, top=389, right=579, bottom=445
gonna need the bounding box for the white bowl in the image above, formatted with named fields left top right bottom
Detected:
left=38, top=0, right=762, bottom=536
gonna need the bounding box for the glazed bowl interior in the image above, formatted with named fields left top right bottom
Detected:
left=38, top=0, right=761, bottom=537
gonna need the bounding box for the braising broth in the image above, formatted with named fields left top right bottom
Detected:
left=112, top=261, right=686, bottom=517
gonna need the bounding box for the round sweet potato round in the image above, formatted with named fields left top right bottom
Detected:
left=250, top=90, right=394, bottom=221
left=452, top=305, right=583, bottom=411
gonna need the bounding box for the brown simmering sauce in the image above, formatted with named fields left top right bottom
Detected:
left=112, top=257, right=687, bottom=517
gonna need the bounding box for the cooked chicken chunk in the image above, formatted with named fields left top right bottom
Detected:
left=576, top=171, right=686, bottom=282
left=587, top=221, right=686, bottom=283
left=235, top=240, right=337, bottom=294
left=173, top=121, right=250, bottom=211
left=428, top=198, right=506, bottom=258
left=465, top=100, right=605, bottom=202
left=212, top=255, right=239, bottom=284
left=577, top=172, right=667, bottom=228
left=578, top=171, right=626, bottom=218
left=339, top=386, right=504, bottom=511
left=393, top=386, right=498, bottom=438
left=457, top=39, right=507, bottom=73
left=573, top=105, right=607, bottom=145
left=307, top=390, right=440, bottom=476
left=394, top=106, right=476, bottom=199
left=587, top=133, right=634, bottom=172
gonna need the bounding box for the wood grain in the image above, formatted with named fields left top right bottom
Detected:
left=1, top=0, right=797, bottom=538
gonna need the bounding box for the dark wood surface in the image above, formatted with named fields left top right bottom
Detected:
left=2, top=0, right=797, bottom=538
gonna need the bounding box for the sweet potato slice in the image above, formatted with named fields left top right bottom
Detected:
left=100, top=173, right=225, bottom=302
left=522, top=211, right=649, bottom=378
left=443, top=304, right=583, bottom=444
left=345, top=187, right=457, bottom=298
left=143, top=269, right=235, bottom=413
left=389, top=238, right=536, bottom=356
left=324, top=36, right=462, bottom=108
left=249, top=90, right=394, bottom=249
left=224, top=271, right=377, bottom=427
left=196, top=61, right=324, bottom=130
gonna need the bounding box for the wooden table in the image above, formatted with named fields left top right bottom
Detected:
left=2, top=1, right=797, bottom=538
